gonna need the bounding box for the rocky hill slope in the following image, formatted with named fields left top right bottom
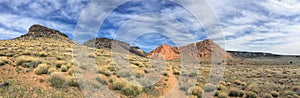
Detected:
left=83, top=38, right=147, bottom=57
left=147, top=39, right=232, bottom=60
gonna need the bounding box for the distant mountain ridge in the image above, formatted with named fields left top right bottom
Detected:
left=227, top=51, right=300, bottom=58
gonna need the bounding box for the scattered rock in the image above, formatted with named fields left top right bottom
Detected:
left=0, top=82, right=9, bottom=88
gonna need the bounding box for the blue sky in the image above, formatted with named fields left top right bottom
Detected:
left=0, top=0, right=300, bottom=54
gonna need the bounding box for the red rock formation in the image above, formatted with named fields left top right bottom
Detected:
left=147, top=39, right=232, bottom=60
left=146, top=44, right=180, bottom=60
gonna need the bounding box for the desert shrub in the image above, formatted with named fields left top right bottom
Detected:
left=112, top=81, right=125, bottom=90
left=247, top=83, right=260, bottom=93
left=218, top=85, right=228, bottom=92
left=55, top=60, right=65, bottom=68
left=68, top=67, right=74, bottom=75
left=120, top=86, right=142, bottom=96
left=214, top=91, right=220, bottom=96
left=96, top=76, right=107, bottom=85
left=271, top=91, right=279, bottom=97
left=246, top=91, right=257, bottom=98
left=204, top=84, right=215, bottom=92
left=293, top=86, right=300, bottom=95
left=263, top=93, right=273, bottom=98
left=163, top=72, right=169, bottom=76
left=218, top=92, right=228, bottom=98
left=47, top=72, right=67, bottom=88
left=98, top=68, right=112, bottom=76
left=116, top=70, right=131, bottom=77
left=61, top=65, right=68, bottom=72
left=173, top=69, right=181, bottom=75
left=189, top=72, right=198, bottom=78
left=48, top=67, right=57, bottom=74
left=34, top=64, right=50, bottom=75
left=234, top=80, right=245, bottom=85
left=16, top=56, right=42, bottom=68
left=192, top=86, right=203, bottom=97
left=229, top=88, right=239, bottom=97
left=38, top=52, right=48, bottom=57
left=0, top=57, right=10, bottom=66
left=67, top=76, right=79, bottom=87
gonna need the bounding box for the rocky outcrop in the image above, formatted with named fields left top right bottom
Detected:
left=147, top=39, right=232, bottom=60
left=227, top=51, right=286, bottom=58
left=83, top=38, right=147, bottom=57
left=146, top=44, right=180, bottom=60
left=15, top=24, right=69, bottom=40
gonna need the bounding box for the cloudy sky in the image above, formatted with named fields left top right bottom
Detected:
left=0, top=0, right=299, bottom=55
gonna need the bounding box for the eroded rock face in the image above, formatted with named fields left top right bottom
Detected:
left=15, top=24, right=69, bottom=40
left=146, top=44, right=180, bottom=60
left=147, top=39, right=233, bottom=60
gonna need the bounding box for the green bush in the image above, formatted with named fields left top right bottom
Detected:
left=61, top=65, right=68, bottom=72
left=218, top=92, right=228, bottom=98
left=192, top=86, right=203, bottom=97
left=47, top=72, right=67, bottom=88
left=204, top=84, right=215, bottom=92
left=67, top=76, right=79, bottom=87
left=263, top=93, right=273, bottom=98
left=121, top=86, right=142, bottom=96
left=246, top=91, right=257, bottom=98
left=34, top=64, right=50, bottom=75
left=271, top=91, right=279, bottom=97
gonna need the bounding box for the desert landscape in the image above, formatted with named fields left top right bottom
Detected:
left=0, top=25, right=299, bottom=98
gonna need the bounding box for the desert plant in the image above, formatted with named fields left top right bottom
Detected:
left=112, top=81, right=125, bottom=90
left=55, top=60, right=65, bottom=68
left=218, top=92, right=228, bottom=98
left=218, top=85, right=228, bottom=92
left=120, top=86, right=142, bottom=96
left=204, top=84, right=215, bottom=92
left=16, top=56, right=42, bottom=68
left=67, top=76, right=79, bottom=87
left=262, top=93, right=273, bottom=98
left=247, top=83, right=260, bottom=93
left=48, top=67, right=57, bottom=74
left=246, top=91, right=257, bottom=98
left=47, top=72, right=67, bottom=88
left=98, top=68, right=112, bottom=76
left=0, top=57, right=10, bottom=66
left=192, top=86, right=203, bottom=97
left=61, top=65, right=68, bottom=72
left=96, top=76, right=107, bottom=85
left=293, top=86, right=300, bottom=95
left=229, top=88, right=239, bottom=97
left=271, top=91, right=279, bottom=97
left=34, top=64, right=50, bottom=75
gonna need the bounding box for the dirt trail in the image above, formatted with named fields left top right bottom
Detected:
left=164, top=65, right=187, bottom=98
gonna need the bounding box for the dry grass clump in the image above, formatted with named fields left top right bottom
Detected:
left=204, top=83, right=215, bottom=92
left=262, top=93, right=273, bottom=98
left=48, top=67, right=57, bottom=74
left=218, top=92, right=228, bottom=98
left=120, top=85, right=143, bottom=97
left=55, top=60, right=65, bottom=68
left=0, top=57, right=11, bottom=66
left=98, top=67, right=112, bottom=76
left=16, top=56, right=43, bottom=68
left=47, top=72, right=67, bottom=88
left=61, top=65, right=68, bottom=72
left=228, top=88, right=244, bottom=97
left=34, top=64, right=50, bottom=75
left=246, top=91, right=257, bottom=98
left=247, top=83, right=260, bottom=93
left=192, top=86, right=203, bottom=97
left=270, top=91, right=279, bottom=97
left=67, top=76, right=79, bottom=87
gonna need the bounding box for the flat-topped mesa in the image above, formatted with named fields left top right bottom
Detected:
left=15, top=24, right=69, bottom=40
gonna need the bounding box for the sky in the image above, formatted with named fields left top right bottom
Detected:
left=0, top=0, right=299, bottom=55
